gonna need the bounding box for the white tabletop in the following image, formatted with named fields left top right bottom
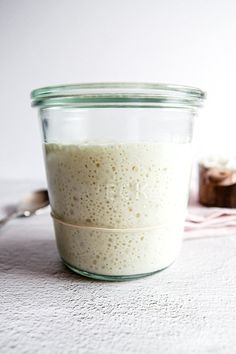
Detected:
left=1, top=180, right=236, bottom=354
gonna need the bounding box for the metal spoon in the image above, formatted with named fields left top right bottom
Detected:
left=0, top=189, right=50, bottom=226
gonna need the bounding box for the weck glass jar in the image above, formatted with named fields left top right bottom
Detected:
left=31, top=82, right=205, bottom=280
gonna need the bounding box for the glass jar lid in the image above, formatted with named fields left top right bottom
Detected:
left=31, top=82, right=206, bottom=109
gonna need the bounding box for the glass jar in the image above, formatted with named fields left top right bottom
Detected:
left=31, top=82, right=205, bottom=281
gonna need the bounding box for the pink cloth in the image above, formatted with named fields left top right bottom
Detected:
left=184, top=186, right=236, bottom=239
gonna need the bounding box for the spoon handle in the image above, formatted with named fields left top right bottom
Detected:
left=0, top=211, right=24, bottom=227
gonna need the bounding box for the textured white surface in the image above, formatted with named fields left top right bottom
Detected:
left=1, top=181, right=236, bottom=354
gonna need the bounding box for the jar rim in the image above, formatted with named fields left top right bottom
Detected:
left=31, top=82, right=206, bottom=109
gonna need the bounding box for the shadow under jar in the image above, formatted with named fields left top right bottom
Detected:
left=31, top=82, right=205, bottom=281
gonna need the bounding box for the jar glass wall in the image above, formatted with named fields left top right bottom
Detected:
left=31, top=83, right=205, bottom=280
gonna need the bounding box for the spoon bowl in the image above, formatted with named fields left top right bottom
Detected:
left=0, top=189, right=50, bottom=226
left=18, top=190, right=50, bottom=216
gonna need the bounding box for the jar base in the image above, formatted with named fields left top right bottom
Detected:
left=62, top=258, right=172, bottom=281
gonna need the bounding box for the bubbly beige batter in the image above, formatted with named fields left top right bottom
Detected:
left=45, top=142, right=191, bottom=276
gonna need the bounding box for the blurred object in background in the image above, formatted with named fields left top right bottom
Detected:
left=199, top=155, right=236, bottom=208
